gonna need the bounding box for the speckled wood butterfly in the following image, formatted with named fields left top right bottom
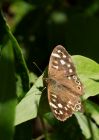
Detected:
left=47, top=45, right=84, bottom=121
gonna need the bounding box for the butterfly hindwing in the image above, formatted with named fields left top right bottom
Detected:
left=48, top=78, right=82, bottom=121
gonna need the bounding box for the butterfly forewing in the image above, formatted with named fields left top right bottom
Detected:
left=48, top=45, right=76, bottom=76
left=47, top=45, right=84, bottom=121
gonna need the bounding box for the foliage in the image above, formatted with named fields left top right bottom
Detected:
left=0, top=0, right=99, bottom=140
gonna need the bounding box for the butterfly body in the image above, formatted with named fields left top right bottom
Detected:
left=47, top=45, right=84, bottom=121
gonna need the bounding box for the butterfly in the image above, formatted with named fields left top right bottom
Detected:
left=47, top=45, right=84, bottom=121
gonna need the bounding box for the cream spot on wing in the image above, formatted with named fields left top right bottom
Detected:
left=51, top=94, right=57, bottom=98
left=69, top=69, right=73, bottom=73
left=67, top=104, right=70, bottom=108
left=63, top=54, right=66, bottom=58
left=60, top=59, right=65, bottom=65
left=52, top=65, right=58, bottom=69
left=68, top=57, right=72, bottom=62
left=49, top=102, right=58, bottom=109
left=59, top=110, right=63, bottom=114
left=52, top=53, right=61, bottom=58
left=78, top=81, right=81, bottom=85
left=67, top=63, right=71, bottom=68
left=58, top=103, right=63, bottom=108
left=67, top=76, right=71, bottom=80
left=68, top=101, right=72, bottom=104
left=64, top=107, right=67, bottom=110
left=57, top=49, right=66, bottom=58
left=74, top=103, right=81, bottom=111
left=57, top=50, right=61, bottom=53
left=54, top=110, right=58, bottom=114
left=52, top=98, right=56, bottom=102
left=72, top=75, right=77, bottom=79
left=71, top=106, right=75, bottom=111
left=53, top=60, right=58, bottom=64
left=75, top=80, right=81, bottom=85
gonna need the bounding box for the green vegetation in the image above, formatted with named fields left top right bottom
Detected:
left=0, top=1, right=99, bottom=140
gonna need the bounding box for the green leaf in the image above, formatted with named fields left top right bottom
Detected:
left=7, top=29, right=29, bottom=94
left=16, top=72, right=37, bottom=101
left=15, top=75, right=43, bottom=125
left=15, top=55, right=99, bottom=125
left=75, top=112, right=99, bottom=140
left=44, top=114, right=84, bottom=140
left=29, top=72, right=38, bottom=85
left=0, top=11, right=29, bottom=95
left=0, top=41, right=16, bottom=140
left=16, top=74, right=25, bottom=100
left=9, top=1, right=33, bottom=30
left=0, top=11, right=9, bottom=48
left=84, top=100, right=99, bottom=125
left=72, top=55, right=99, bottom=99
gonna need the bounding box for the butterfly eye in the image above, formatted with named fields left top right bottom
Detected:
left=77, top=101, right=81, bottom=104
left=77, top=85, right=81, bottom=90
left=72, top=75, right=77, bottom=79
left=75, top=80, right=81, bottom=85
left=74, top=104, right=81, bottom=111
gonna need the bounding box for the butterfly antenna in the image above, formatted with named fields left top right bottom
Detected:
left=33, top=62, right=43, bottom=74
left=35, top=87, right=47, bottom=95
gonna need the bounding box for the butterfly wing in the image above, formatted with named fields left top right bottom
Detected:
left=48, top=45, right=76, bottom=75
left=48, top=79, right=83, bottom=121
left=48, top=45, right=84, bottom=121
left=48, top=45, right=83, bottom=96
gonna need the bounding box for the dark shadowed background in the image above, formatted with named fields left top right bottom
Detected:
left=0, top=0, right=99, bottom=140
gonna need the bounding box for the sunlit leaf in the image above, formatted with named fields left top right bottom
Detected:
left=15, top=75, right=43, bottom=125
left=75, top=112, right=99, bottom=140
left=0, top=42, right=16, bottom=140
left=84, top=100, right=99, bottom=125
left=73, top=55, right=99, bottom=100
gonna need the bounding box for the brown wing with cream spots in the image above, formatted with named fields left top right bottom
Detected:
left=47, top=79, right=83, bottom=121
left=47, top=45, right=84, bottom=121
left=48, top=45, right=83, bottom=96
left=48, top=45, right=76, bottom=77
